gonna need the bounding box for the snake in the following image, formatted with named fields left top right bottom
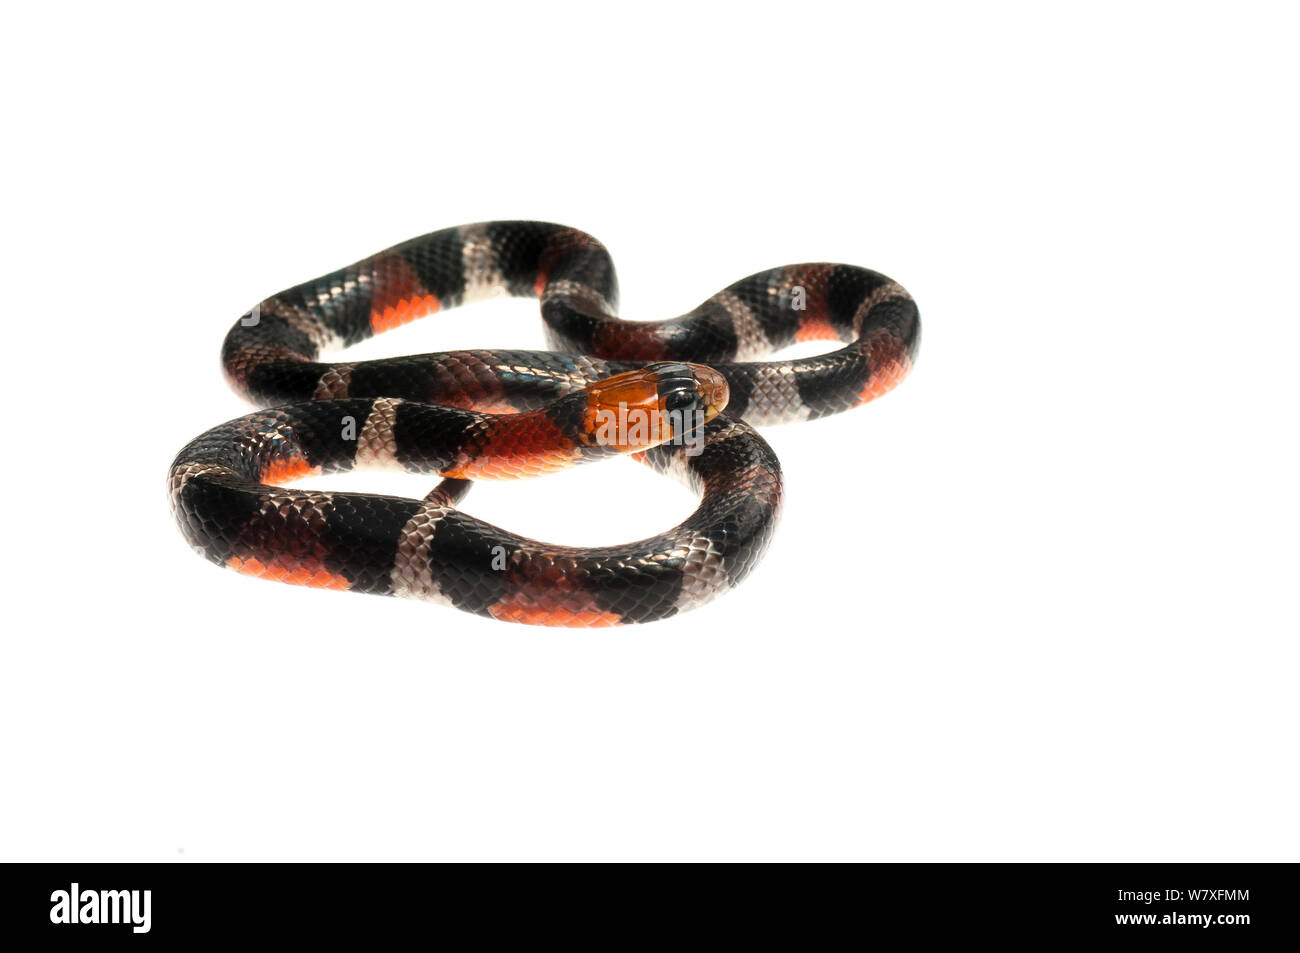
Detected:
left=168, top=222, right=920, bottom=626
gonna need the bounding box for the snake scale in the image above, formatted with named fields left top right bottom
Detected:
left=168, top=222, right=920, bottom=626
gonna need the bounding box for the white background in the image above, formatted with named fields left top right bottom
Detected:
left=1, top=2, right=1296, bottom=861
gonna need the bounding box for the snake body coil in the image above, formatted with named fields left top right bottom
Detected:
left=169, top=222, right=919, bottom=626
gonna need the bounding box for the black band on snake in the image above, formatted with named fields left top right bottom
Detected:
left=169, top=221, right=920, bottom=626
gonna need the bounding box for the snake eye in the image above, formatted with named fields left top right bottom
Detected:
left=663, top=386, right=699, bottom=415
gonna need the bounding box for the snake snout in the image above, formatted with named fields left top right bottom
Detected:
left=688, top=364, right=730, bottom=420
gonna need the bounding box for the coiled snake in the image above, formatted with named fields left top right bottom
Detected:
left=168, top=222, right=919, bottom=626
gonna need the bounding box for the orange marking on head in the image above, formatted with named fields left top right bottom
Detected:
left=583, top=364, right=727, bottom=451
left=260, top=456, right=323, bottom=484
left=226, top=556, right=350, bottom=590
left=370, top=293, right=440, bottom=334
left=586, top=372, right=661, bottom=431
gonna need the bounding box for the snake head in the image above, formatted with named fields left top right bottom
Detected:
left=586, top=362, right=729, bottom=452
